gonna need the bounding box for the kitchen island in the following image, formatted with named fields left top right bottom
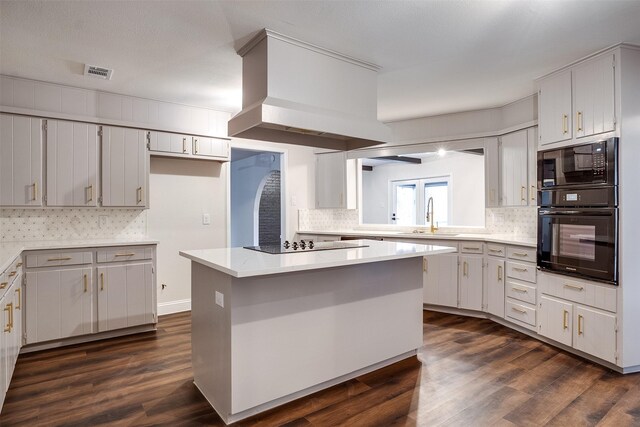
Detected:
left=179, top=240, right=455, bottom=424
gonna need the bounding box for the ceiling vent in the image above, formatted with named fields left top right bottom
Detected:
left=228, top=29, right=391, bottom=151
left=84, top=64, right=113, bottom=80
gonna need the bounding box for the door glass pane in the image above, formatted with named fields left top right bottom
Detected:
left=395, top=184, right=416, bottom=226
left=424, top=182, right=448, bottom=227
left=552, top=224, right=596, bottom=261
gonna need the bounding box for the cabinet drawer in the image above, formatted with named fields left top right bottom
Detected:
left=26, top=251, right=93, bottom=268
left=506, top=299, right=536, bottom=327
left=539, top=272, right=616, bottom=312
left=97, top=246, right=154, bottom=263
left=507, top=246, right=536, bottom=261
left=506, top=280, right=536, bottom=305
left=506, top=261, right=536, bottom=283
left=460, top=242, right=483, bottom=254
left=487, top=244, right=506, bottom=257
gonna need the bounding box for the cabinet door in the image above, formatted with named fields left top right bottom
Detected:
left=423, top=253, right=458, bottom=307
left=539, top=70, right=572, bottom=145
left=486, top=257, right=505, bottom=317
left=574, top=305, right=617, bottom=364
left=193, top=136, right=229, bottom=159
left=25, top=268, right=94, bottom=344
left=316, top=152, right=347, bottom=209
left=101, top=126, right=148, bottom=207
left=527, top=127, right=537, bottom=205
left=0, top=114, right=43, bottom=206
left=5, top=279, right=21, bottom=383
left=458, top=255, right=483, bottom=311
left=46, top=120, right=99, bottom=207
left=484, top=137, right=500, bottom=208
left=500, top=130, right=528, bottom=206
left=539, top=295, right=573, bottom=347
left=1, top=292, right=8, bottom=397
left=149, top=131, right=191, bottom=155
left=573, top=53, right=616, bottom=139
left=97, top=262, right=154, bottom=332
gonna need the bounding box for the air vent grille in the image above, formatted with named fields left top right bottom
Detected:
left=84, top=64, right=113, bottom=80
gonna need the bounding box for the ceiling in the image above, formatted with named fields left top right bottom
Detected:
left=2, top=0, right=640, bottom=122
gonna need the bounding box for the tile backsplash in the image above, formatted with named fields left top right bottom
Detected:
left=0, top=209, right=147, bottom=242
left=485, top=207, right=537, bottom=237
left=298, top=209, right=359, bottom=231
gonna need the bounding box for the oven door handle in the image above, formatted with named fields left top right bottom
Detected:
left=539, top=210, right=614, bottom=216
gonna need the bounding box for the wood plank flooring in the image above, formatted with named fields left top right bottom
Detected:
left=2, top=310, right=639, bottom=426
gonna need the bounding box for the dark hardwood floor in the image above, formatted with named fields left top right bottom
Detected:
left=2, top=311, right=639, bottom=426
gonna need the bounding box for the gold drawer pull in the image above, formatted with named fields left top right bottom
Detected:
left=563, top=283, right=584, bottom=291
left=32, top=181, right=38, bottom=201
left=512, top=287, right=528, bottom=293
left=489, top=248, right=503, bottom=253
left=114, top=253, right=135, bottom=257
left=562, top=114, right=568, bottom=134
left=4, top=303, right=13, bottom=332
left=87, top=184, right=94, bottom=203
left=511, top=306, right=527, bottom=314
left=513, top=267, right=528, bottom=272
left=520, top=186, right=526, bottom=202
left=423, top=258, right=428, bottom=273
left=15, top=287, right=21, bottom=309
left=563, top=310, right=569, bottom=330
left=530, top=185, right=536, bottom=202
left=0, top=282, right=7, bottom=289
left=183, top=138, right=187, bottom=153
left=498, top=265, right=503, bottom=281
left=578, top=314, right=584, bottom=335
left=8, top=271, right=16, bottom=277
left=513, top=252, right=528, bottom=257
left=48, top=257, right=72, bottom=262
left=463, top=247, right=480, bottom=251
left=16, top=262, right=23, bottom=267
left=137, top=187, right=144, bottom=204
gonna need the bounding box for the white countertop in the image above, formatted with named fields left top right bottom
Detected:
left=297, top=229, right=537, bottom=248
left=179, top=239, right=456, bottom=278
left=0, top=238, right=159, bottom=273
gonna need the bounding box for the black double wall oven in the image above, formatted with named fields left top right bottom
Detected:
left=537, top=138, right=618, bottom=285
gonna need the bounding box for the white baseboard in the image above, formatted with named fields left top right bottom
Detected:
left=158, top=299, right=191, bottom=315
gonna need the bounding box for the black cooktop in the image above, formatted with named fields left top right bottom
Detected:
left=244, top=240, right=368, bottom=254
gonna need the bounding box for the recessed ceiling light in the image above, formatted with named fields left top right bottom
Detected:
left=438, top=148, right=446, bottom=157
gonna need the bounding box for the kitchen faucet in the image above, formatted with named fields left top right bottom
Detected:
left=426, top=196, right=438, bottom=234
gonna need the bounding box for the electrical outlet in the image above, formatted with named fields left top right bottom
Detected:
left=98, top=215, right=108, bottom=229
left=215, top=291, right=224, bottom=308
left=202, top=213, right=211, bottom=225
left=290, top=195, right=297, bottom=207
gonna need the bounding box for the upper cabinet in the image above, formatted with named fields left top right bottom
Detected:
left=538, top=52, right=616, bottom=147
left=149, top=131, right=191, bottom=155
left=315, top=152, right=357, bottom=209
left=0, top=114, right=43, bottom=207
left=499, top=127, right=537, bottom=206
left=148, top=131, right=230, bottom=161
left=46, top=120, right=99, bottom=207
left=101, top=126, right=149, bottom=208
left=192, top=136, right=229, bottom=160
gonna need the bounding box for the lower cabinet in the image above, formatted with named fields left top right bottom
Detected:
left=539, top=295, right=617, bottom=364
left=1, top=277, right=22, bottom=411
left=97, top=262, right=154, bottom=332
left=486, top=257, right=505, bottom=318
left=423, top=253, right=458, bottom=307
left=458, top=255, right=483, bottom=311
left=25, top=267, right=94, bottom=344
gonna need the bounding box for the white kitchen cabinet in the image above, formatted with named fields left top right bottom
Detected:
left=315, top=151, right=347, bottom=209
left=485, top=137, right=500, bottom=208
left=149, top=131, right=191, bottom=155
left=574, top=305, right=617, bottom=364
left=46, top=120, right=99, bottom=207
left=573, top=53, right=616, bottom=140
left=25, top=267, right=94, bottom=344
left=423, top=253, right=458, bottom=307
left=192, top=136, right=229, bottom=159
left=538, top=69, right=572, bottom=145
left=527, top=127, right=537, bottom=205
left=0, top=114, right=43, bottom=207
left=539, top=295, right=573, bottom=347
left=500, top=129, right=529, bottom=206
left=458, top=255, right=483, bottom=311
left=0, top=276, right=22, bottom=412
left=486, top=257, right=505, bottom=318
left=0, top=290, right=8, bottom=407
left=97, top=262, right=154, bottom=332
left=101, top=126, right=148, bottom=208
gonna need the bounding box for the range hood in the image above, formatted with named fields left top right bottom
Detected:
left=228, top=29, right=392, bottom=151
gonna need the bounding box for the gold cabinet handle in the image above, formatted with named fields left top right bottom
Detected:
left=15, top=287, right=21, bottom=309
left=4, top=303, right=13, bottom=332
left=83, top=274, right=88, bottom=293
left=577, top=111, right=583, bottom=132
left=8, top=271, right=16, bottom=277
left=100, top=272, right=104, bottom=291
left=513, top=267, right=528, bottom=272
left=16, top=262, right=23, bottom=267
left=497, top=265, right=503, bottom=281
left=423, top=257, right=428, bottom=273
left=194, top=138, right=199, bottom=154
left=563, top=310, right=569, bottom=330
left=32, top=181, right=38, bottom=201
left=0, top=282, right=7, bottom=290
left=462, top=247, right=480, bottom=251
left=137, top=187, right=144, bottom=204
left=489, top=248, right=503, bottom=254
left=183, top=138, right=187, bottom=153
left=578, top=314, right=584, bottom=335
left=47, top=257, right=72, bottom=262
left=562, top=114, right=568, bottom=134
left=87, top=184, right=94, bottom=202
left=512, top=286, right=528, bottom=293
left=563, top=283, right=584, bottom=291
left=463, top=261, right=468, bottom=277
left=511, top=306, right=527, bottom=314
left=114, top=253, right=135, bottom=257
left=520, top=186, right=526, bottom=202
left=513, top=252, right=528, bottom=257
left=530, top=185, right=536, bottom=202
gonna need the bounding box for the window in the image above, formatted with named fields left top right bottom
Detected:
left=391, top=176, right=451, bottom=226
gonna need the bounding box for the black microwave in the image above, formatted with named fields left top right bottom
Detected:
left=537, top=138, right=617, bottom=190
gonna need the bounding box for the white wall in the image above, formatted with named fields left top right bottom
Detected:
left=230, top=151, right=281, bottom=247
left=147, top=157, right=228, bottom=314
left=362, top=152, right=485, bottom=226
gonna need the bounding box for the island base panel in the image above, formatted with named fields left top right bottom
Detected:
left=190, top=257, right=424, bottom=423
